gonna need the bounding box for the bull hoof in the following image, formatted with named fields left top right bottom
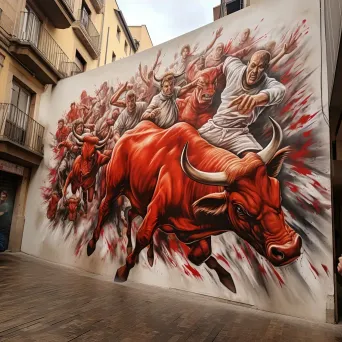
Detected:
left=114, top=265, right=129, bottom=282
left=87, top=240, right=96, bottom=256
left=219, top=273, right=237, bottom=293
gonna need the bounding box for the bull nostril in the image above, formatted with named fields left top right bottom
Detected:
left=270, top=247, right=285, bottom=261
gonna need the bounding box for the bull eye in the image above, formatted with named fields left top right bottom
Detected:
left=235, top=204, right=247, bottom=218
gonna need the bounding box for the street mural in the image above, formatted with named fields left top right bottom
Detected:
left=23, top=0, right=332, bottom=321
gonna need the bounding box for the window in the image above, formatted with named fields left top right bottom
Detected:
left=81, top=3, right=91, bottom=29
left=6, top=80, right=33, bottom=145
left=11, top=81, right=31, bottom=114
left=116, top=26, right=121, bottom=41
left=75, top=50, right=86, bottom=72
left=21, top=7, right=41, bottom=47
left=112, top=52, right=116, bottom=62
left=124, top=41, right=128, bottom=55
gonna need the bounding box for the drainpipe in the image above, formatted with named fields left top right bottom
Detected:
left=97, top=3, right=105, bottom=67
left=104, top=26, right=109, bottom=64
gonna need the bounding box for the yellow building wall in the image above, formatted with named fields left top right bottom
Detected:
left=129, top=25, right=153, bottom=52
left=0, top=48, right=44, bottom=120
left=99, top=0, right=136, bottom=66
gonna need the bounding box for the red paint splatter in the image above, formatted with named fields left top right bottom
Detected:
left=322, top=264, right=329, bottom=276
left=271, top=266, right=285, bottom=287
left=183, top=264, right=202, bottom=279
left=258, top=263, right=267, bottom=276
left=234, top=246, right=243, bottom=260
left=216, top=254, right=230, bottom=268
left=289, top=112, right=317, bottom=130
left=280, top=97, right=301, bottom=115
left=309, top=262, right=319, bottom=277
left=287, top=182, right=299, bottom=193
left=303, top=129, right=313, bottom=138
left=311, top=199, right=322, bottom=214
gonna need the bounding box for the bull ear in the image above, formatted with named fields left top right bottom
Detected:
left=266, top=146, right=292, bottom=178
left=193, top=192, right=227, bottom=218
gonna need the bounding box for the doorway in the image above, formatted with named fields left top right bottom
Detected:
left=0, top=171, right=19, bottom=252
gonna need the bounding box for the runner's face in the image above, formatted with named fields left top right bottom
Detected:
left=162, top=80, right=174, bottom=96
left=246, top=54, right=268, bottom=86
left=126, top=94, right=136, bottom=113
left=76, top=124, right=84, bottom=135
left=182, top=48, right=190, bottom=59
left=58, top=122, right=63, bottom=129
left=0, top=193, right=7, bottom=202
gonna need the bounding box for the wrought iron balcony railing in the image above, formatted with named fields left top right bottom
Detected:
left=89, top=0, right=104, bottom=13
left=16, top=11, right=82, bottom=78
left=61, top=0, right=76, bottom=13
left=77, top=9, right=100, bottom=52
left=0, top=103, right=45, bottom=155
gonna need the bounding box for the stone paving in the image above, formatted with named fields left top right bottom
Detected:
left=1, top=253, right=342, bottom=341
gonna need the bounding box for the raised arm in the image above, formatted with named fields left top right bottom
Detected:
left=110, top=82, right=127, bottom=107
left=152, top=50, right=162, bottom=72
left=270, top=32, right=298, bottom=69
left=204, top=27, right=223, bottom=54
left=139, top=63, right=150, bottom=87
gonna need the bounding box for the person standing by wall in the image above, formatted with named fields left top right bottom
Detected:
left=0, top=191, right=10, bottom=252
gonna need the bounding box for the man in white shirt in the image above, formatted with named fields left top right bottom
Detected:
left=110, top=82, right=148, bottom=141
left=198, top=50, right=286, bottom=155
left=142, top=73, right=197, bottom=129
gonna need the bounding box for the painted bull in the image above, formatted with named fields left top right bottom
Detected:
left=87, top=119, right=302, bottom=293
left=63, top=195, right=82, bottom=222
left=63, top=127, right=110, bottom=214
left=47, top=192, right=60, bottom=220
left=177, top=65, right=222, bottom=129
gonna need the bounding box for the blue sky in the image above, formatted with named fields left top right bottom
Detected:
left=117, top=0, right=220, bottom=46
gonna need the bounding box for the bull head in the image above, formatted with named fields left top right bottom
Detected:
left=181, top=118, right=302, bottom=267
left=65, top=196, right=81, bottom=222
left=72, top=126, right=111, bottom=153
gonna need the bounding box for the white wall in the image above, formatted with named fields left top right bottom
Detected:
left=22, top=0, right=334, bottom=322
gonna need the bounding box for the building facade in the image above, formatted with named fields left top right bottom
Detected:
left=0, top=0, right=152, bottom=253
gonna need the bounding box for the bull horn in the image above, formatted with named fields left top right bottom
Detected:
left=257, top=117, right=283, bottom=164
left=154, top=74, right=162, bottom=83
left=72, top=125, right=84, bottom=142
left=181, top=143, right=228, bottom=186
left=97, top=129, right=111, bottom=146
left=175, top=71, right=185, bottom=78
left=95, top=143, right=106, bottom=150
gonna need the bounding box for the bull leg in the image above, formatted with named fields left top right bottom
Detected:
left=83, top=191, right=88, bottom=214
left=115, top=200, right=160, bottom=282
left=126, top=207, right=139, bottom=255
left=87, top=188, right=120, bottom=256
left=99, top=165, right=108, bottom=205
left=88, top=186, right=95, bottom=202
left=147, top=241, right=154, bottom=267
left=188, top=238, right=236, bottom=293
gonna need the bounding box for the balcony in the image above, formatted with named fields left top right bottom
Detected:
left=33, top=0, right=76, bottom=29
left=72, top=9, right=100, bottom=59
left=89, top=0, right=104, bottom=14
left=0, top=104, right=45, bottom=166
left=9, top=11, right=82, bottom=85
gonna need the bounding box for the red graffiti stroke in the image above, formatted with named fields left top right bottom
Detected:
left=183, top=264, right=202, bottom=280
left=270, top=266, right=285, bottom=287
left=216, top=254, right=230, bottom=268
left=309, top=262, right=319, bottom=278
left=321, top=264, right=329, bottom=276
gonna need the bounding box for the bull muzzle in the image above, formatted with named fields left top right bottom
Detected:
left=266, top=234, right=302, bottom=266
